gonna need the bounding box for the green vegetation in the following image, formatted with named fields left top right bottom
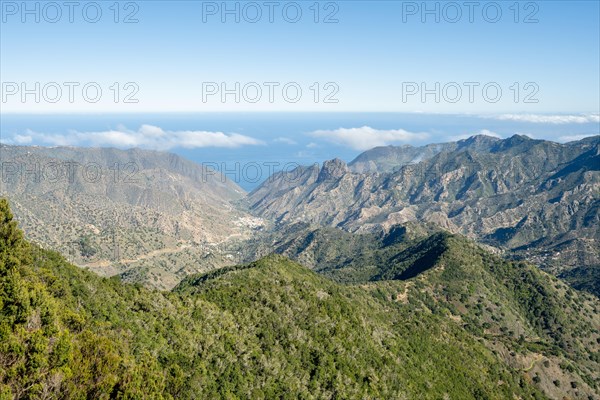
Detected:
left=77, top=235, right=97, bottom=258
left=249, top=135, right=600, bottom=294
left=1, top=198, right=599, bottom=398
left=249, top=221, right=443, bottom=284
left=560, top=266, right=600, bottom=297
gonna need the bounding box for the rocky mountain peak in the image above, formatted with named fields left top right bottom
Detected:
left=317, top=158, right=349, bottom=182
left=249, top=135, right=600, bottom=290
left=487, top=134, right=539, bottom=153
left=457, top=134, right=501, bottom=150
left=505, top=133, right=534, bottom=145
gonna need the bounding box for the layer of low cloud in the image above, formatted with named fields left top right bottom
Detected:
left=557, top=133, right=598, bottom=143
left=490, top=113, right=600, bottom=124
left=310, top=126, right=429, bottom=151
left=3, top=125, right=264, bottom=150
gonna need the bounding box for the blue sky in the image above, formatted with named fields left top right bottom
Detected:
left=1, top=0, right=599, bottom=113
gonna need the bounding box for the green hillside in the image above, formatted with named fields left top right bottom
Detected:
left=1, top=198, right=598, bottom=399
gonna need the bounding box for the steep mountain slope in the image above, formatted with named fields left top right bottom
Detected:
left=348, top=134, right=499, bottom=173
left=248, top=135, right=600, bottom=287
left=0, top=145, right=263, bottom=289
left=1, top=198, right=599, bottom=399
left=364, top=233, right=600, bottom=399
left=227, top=221, right=445, bottom=283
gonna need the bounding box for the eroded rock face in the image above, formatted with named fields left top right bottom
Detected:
left=317, top=158, right=349, bottom=182
left=248, top=135, right=600, bottom=276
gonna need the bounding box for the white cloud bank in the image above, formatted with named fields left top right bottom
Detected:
left=4, top=125, right=264, bottom=150
left=490, top=113, right=600, bottom=124
left=310, top=126, right=429, bottom=151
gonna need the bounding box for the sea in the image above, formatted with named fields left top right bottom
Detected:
left=1, top=112, right=598, bottom=191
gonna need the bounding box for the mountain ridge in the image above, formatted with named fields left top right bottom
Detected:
left=348, top=134, right=502, bottom=173
left=2, top=198, right=599, bottom=399
left=248, top=134, right=600, bottom=289
left=0, top=144, right=261, bottom=289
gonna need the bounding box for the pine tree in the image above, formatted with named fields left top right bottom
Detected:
left=0, top=198, right=30, bottom=275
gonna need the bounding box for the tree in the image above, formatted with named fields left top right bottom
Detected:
left=0, top=198, right=31, bottom=275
